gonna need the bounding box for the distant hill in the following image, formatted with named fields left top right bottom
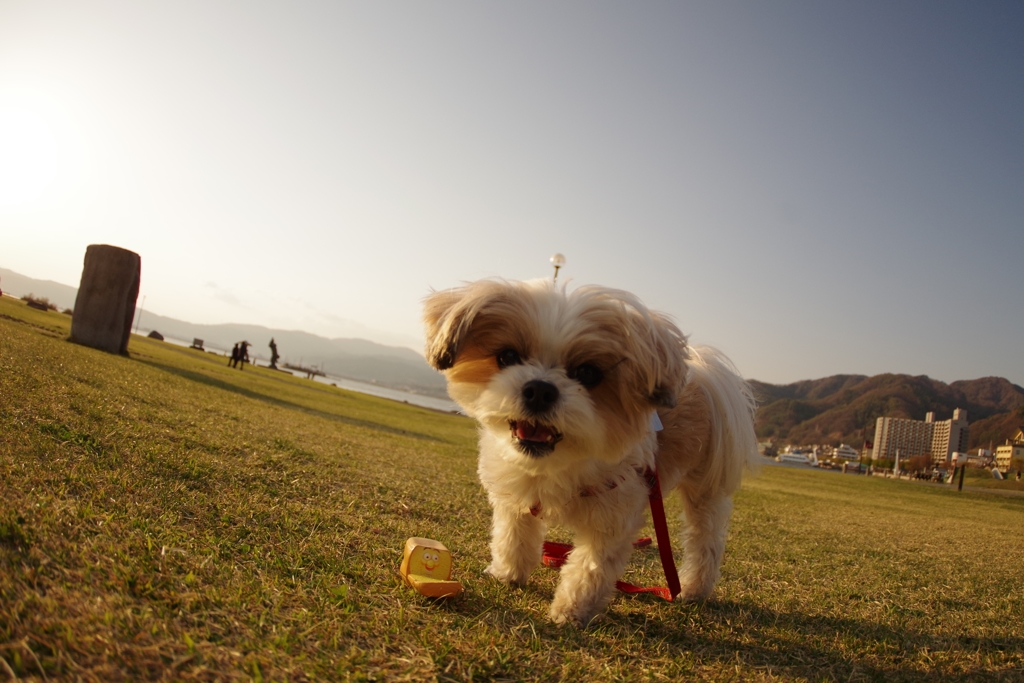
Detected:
left=750, top=374, right=1024, bottom=450
left=1, top=266, right=448, bottom=398
left=0, top=267, right=78, bottom=310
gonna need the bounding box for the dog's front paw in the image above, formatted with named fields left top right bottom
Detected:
left=547, top=594, right=602, bottom=627
left=677, top=582, right=714, bottom=602
left=485, top=562, right=530, bottom=586
left=547, top=600, right=582, bottom=627
left=677, top=567, right=717, bottom=602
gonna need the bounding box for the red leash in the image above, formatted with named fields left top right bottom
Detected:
left=540, top=467, right=681, bottom=601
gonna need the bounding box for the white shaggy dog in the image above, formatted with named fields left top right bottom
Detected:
left=423, top=279, right=758, bottom=626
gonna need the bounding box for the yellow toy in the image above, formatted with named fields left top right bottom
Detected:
left=400, top=537, right=463, bottom=598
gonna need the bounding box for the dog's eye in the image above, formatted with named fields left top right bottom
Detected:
left=496, top=348, right=522, bottom=369
left=569, top=363, right=603, bottom=389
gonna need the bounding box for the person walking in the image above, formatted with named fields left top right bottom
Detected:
left=269, top=337, right=280, bottom=370
left=229, top=343, right=240, bottom=367
left=238, top=341, right=250, bottom=370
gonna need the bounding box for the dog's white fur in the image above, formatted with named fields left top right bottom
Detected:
left=423, top=279, right=758, bottom=626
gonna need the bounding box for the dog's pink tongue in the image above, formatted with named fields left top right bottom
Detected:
left=516, top=421, right=553, bottom=442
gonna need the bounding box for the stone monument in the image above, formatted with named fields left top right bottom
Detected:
left=69, top=244, right=141, bottom=354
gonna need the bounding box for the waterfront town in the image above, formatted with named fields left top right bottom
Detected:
left=762, top=409, right=1024, bottom=480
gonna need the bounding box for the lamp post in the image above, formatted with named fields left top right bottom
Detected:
left=550, top=253, right=566, bottom=283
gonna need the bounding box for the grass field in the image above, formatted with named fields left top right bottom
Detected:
left=2, top=296, right=1023, bottom=682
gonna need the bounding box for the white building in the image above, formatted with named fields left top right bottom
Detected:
left=995, top=428, right=1024, bottom=471
left=872, top=409, right=969, bottom=464
left=930, top=409, right=969, bottom=464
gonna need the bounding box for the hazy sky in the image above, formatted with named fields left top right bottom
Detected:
left=2, top=1, right=1022, bottom=386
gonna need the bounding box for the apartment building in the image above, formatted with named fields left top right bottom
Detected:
left=995, top=428, right=1024, bottom=471
left=872, top=409, right=969, bottom=464
left=930, top=408, right=969, bottom=464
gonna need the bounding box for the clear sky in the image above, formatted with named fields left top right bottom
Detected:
left=2, top=1, right=1022, bottom=386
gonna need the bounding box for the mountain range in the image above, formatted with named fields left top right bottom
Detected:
left=5, top=266, right=1022, bottom=447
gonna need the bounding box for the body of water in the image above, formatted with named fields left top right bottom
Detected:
left=306, top=373, right=459, bottom=413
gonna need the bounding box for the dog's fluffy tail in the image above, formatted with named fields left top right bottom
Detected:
left=685, top=345, right=760, bottom=495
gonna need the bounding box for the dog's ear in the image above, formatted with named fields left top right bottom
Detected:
left=423, top=282, right=511, bottom=370
left=423, top=287, right=469, bottom=370
left=630, top=309, right=688, bottom=409
left=576, top=286, right=688, bottom=408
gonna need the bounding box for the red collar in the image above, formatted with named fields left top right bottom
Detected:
left=529, top=465, right=649, bottom=517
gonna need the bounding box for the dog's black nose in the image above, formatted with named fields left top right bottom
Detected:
left=522, top=380, right=559, bottom=414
